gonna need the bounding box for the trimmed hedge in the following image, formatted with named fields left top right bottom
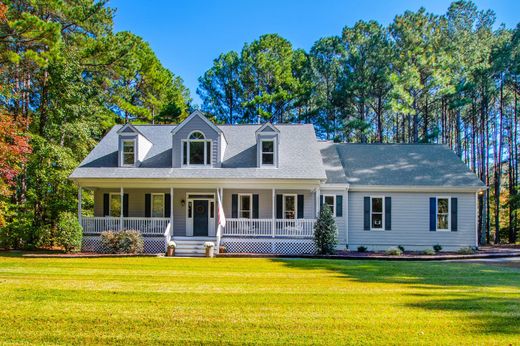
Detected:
left=100, top=230, right=144, bottom=254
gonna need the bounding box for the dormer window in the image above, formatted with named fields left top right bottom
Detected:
left=182, top=131, right=212, bottom=166
left=122, top=139, right=135, bottom=166
left=261, top=140, right=275, bottom=165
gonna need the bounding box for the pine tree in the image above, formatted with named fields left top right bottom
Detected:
left=313, top=205, right=338, bottom=255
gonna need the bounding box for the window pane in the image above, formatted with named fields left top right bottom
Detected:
left=189, top=141, right=204, bottom=164
left=324, top=196, right=335, bottom=214
left=240, top=210, right=251, bottom=218
left=206, top=141, right=211, bottom=164
left=123, top=153, right=134, bottom=165
left=122, top=141, right=134, bottom=165
left=372, top=198, right=383, bottom=213
left=110, top=194, right=121, bottom=217
left=372, top=213, right=383, bottom=229
left=284, top=195, right=296, bottom=219
left=183, top=142, right=187, bottom=165
left=438, top=198, right=449, bottom=214
left=262, top=141, right=274, bottom=153
left=240, top=195, right=251, bottom=211
left=438, top=214, right=449, bottom=229
left=152, top=194, right=164, bottom=217
left=262, top=153, right=274, bottom=165
left=189, top=131, right=204, bottom=139
left=188, top=201, right=192, bottom=218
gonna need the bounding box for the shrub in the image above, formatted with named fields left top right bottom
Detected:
left=397, top=245, right=405, bottom=253
left=423, top=248, right=436, bottom=255
left=357, top=246, right=367, bottom=253
left=100, top=230, right=144, bottom=254
left=313, top=205, right=338, bottom=255
left=56, top=212, right=83, bottom=253
left=433, top=244, right=443, bottom=253
left=385, top=247, right=403, bottom=256
left=457, top=247, right=476, bottom=255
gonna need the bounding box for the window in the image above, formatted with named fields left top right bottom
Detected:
left=183, top=131, right=211, bottom=166
left=371, top=197, right=384, bottom=230
left=437, top=197, right=450, bottom=231
left=151, top=193, right=164, bottom=218
left=283, top=194, right=297, bottom=219
left=261, top=140, right=274, bottom=165
left=239, top=194, right=252, bottom=219
left=122, top=140, right=135, bottom=166
left=109, top=193, right=121, bottom=217
left=322, top=195, right=335, bottom=215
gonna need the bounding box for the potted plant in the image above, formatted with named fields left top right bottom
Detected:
left=166, top=241, right=176, bottom=257
left=204, top=242, right=215, bottom=258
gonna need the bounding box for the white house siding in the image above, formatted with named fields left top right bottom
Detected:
left=347, top=191, right=477, bottom=251
left=171, top=115, right=220, bottom=168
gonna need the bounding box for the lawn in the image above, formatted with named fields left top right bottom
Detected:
left=0, top=255, right=519, bottom=345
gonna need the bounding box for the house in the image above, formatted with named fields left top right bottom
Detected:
left=69, top=111, right=485, bottom=255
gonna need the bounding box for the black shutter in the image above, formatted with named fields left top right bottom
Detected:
left=145, top=194, right=151, bottom=217
left=451, top=197, right=458, bottom=232
left=123, top=194, right=129, bottom=217
left=297, top=195, right=304, bottom=219
left=320, top=195, right=324, bottom=209
left=336, top=195, right=343, bottom=217
left=103, top=193, right=109, bottom=216
left=385, top=197, right=391, bottom=230
left=231, top=194, right=238, bottom=218
left=363, top=197, right=370, bottom=230
left=252, top=194, right=259, bottom=219
left=430, top=197, right=436, bottom=231
left=165, top=194, right=171, bottom=218
left=276, top=194, right=283, bottom=219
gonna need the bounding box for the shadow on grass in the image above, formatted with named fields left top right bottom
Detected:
left=274, top=259, right=520, bottom=336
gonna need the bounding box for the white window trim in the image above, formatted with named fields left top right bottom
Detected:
left=238, top=193, right=253, bottom=219
left=282, top=194, right=298, bottom=220
left=436, top=196, right=451, bottom=232
left=121, top=138, right=136, bottom=167
left=108, top=192, right=122, bottom=217
left=182, top=131, right=212, bottom=167
left=260, top=138, right=276, bottom=167
left=370, top=196, right=385, bottom=231
left=150, top=193, right=165, bottom=218
left=322, top=194, right=336, bottom=216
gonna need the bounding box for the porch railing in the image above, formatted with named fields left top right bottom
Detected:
left=223, top=218, right=316, bottom=238
left=81, top=217, right=169, bottom=235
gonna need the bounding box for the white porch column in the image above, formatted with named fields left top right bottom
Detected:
left=120, top=186, right=124, bottom=231
left=271, top=188, right=275, bottom=238
left=170, top=187, right=174, bottom=236
left=78, top=186, right=82, bottom=226
left=315, top=187, right=320, bottom=217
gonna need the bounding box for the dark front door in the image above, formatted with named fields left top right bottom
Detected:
left=193, top=200, right=209, bottom=236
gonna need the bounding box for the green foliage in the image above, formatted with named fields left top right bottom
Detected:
left=397, top=245, right=405, bottom=252
left=357, top=246, right=368, bottom=252
left=433, top=244, right=443, bottom=252
left=55, top=212, right=83, bottom=253
left=457, top=247, right=476, bottom=255
left=100, top=230, right=144, bottom=254
left=423, top=248, right=436, bottom=255
left=385, top=247, right=403, bottom=256
left=313, top=205, right=338, bottom=255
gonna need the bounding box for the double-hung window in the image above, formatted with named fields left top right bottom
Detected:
left=283, top=194, right=297, bottom=219
left=183, top=131, right=211, bottom=166
left=322, top=195, right=335, bottom=215
left=436, top=197, right=450, bottom=231
left=122, top=140, right=135, bottom=166
left=151, top=193, right=165, bottom=218
left=109, top=193, right=121, bottom=217
left=261, top=140, right=274, bottom=165
left=238, top=194, right=252, bottom=219
left=371, top=197, right=384, bottom=230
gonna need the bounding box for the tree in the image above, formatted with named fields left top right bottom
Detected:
left=314, top=205, right=338, bottom=255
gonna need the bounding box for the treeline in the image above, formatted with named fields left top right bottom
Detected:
left=0, top=0, right=190, bottom=248
left=198, top=1, right=519, bottom=244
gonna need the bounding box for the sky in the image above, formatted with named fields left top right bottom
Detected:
left=110, top=0, right=519, bottom=105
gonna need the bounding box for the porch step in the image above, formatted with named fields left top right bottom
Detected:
left=172, top=237, right=217, bottom=257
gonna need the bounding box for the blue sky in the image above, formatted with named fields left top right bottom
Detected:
left=110, top=0, right=518, bottom=105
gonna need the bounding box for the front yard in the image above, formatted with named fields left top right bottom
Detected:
left=0, top=255, right=519, bottom=345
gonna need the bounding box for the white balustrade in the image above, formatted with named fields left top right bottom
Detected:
left=223, top=218, right=316, bottom=238
left=81, top=217, right=169, bottom=235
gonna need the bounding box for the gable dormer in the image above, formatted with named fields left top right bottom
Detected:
left=171, top=110, right=226, bottom=168
left=256, top=122, right=279, bottom=168
left=117, top=123, right=152, bottom=167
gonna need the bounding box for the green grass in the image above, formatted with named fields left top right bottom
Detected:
left=0, top=255, right=519, bottom=345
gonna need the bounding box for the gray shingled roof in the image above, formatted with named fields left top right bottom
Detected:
left=319, top=142, right=484, bottom=187
left=70, top=124, right=327, bottom=180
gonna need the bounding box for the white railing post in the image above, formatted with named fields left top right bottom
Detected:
left=170, top=187, right=174, bottom=238
left=119, top=186, right=124, bottom=231
left=271, top=188, right=275, bottom=238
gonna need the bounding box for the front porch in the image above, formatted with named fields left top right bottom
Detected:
left=77, top=185, right=320, bottom=254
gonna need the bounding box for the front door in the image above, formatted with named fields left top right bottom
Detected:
left=193, top=200, right=209, bottom=236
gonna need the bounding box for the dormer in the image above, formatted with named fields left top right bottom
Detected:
left=256, top=122, right=279, bottom=168
left=117, top=123, right=152, bottom=167
left=171, top=110, right=226, bottom=168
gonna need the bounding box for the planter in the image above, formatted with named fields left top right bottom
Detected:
left=166, top=247, right=175, bottom=257
left=204, top=242, right=215, bottom=258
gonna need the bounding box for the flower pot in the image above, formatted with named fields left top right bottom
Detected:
left=166, top=247, right=175, bottom=257
left=205, top=246, right=214, bottom=258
